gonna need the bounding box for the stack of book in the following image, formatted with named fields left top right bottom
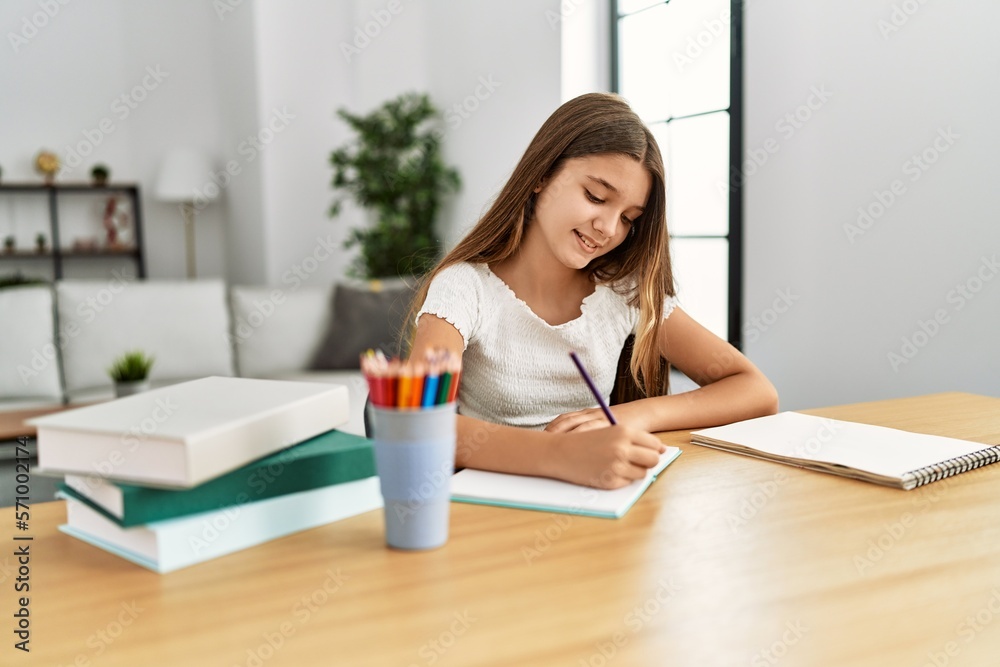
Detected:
left=30, top=376, right=382, bottom=573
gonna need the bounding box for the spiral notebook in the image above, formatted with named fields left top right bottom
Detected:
left=690, top=412, right=1000, bottom=490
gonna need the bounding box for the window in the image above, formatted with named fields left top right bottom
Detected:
left=613, top=0, right=743, bottom=347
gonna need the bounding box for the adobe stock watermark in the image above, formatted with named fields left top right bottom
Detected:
left=725, top=471, right=788, bottom=534
left=382, top=75, right=499, bottom=194
left=877, top=0, right=930, bottom=39
left=919, top=587, right=1000, bottom=667
left=578, top=578, right=681, bottom=667
left=853, top=477, right=956, bottom=575
left=17, top=265, right=136, bottom=386
left=672, top=2, right=738, bottom=72
left=56, top=66, right=169, bottom=178
left=750, top=620, right=808, bottom=667
left=718, top=85, right=833, bottom=196
left=50, top=601, right=144, bottom=666
left=407, top=610, right=477, bottom=667
left=236, top=568, right=350, bottom=667
left=444, top=76, right=501, bottom=129
left=7, top=0, right=72, bottom=54
left=545, top=0, right=587, bottom=30
left=213, top=0, right=246, bottom=21
left=192, top=107, right=295, bottom=211
left=226, top=234, right=337, bottom=348
left=87, top=396, right=179, bottom=482
left=340, top=0, right=408, bottom=62
left=743, top=288, right=799, bottom=344
left=521, top=512, right=574, bottom=565
left=843, top=127, right=960, bottom=244
left=886, top=253, right=998, bottom=372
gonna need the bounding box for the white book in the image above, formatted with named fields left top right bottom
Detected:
left=690, top=411, right=1000, bottom=490
left=57, top=477, right=382, bottom=573
left=30, top=376, right=349, bottom=488
left=450, top=447, right=682, bottom=519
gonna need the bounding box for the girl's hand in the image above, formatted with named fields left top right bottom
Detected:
left=547, top=425, right=666, bottom=490
left=545, top=402, right=647, bottom=434
left=545, top=408, right=614, bottom=434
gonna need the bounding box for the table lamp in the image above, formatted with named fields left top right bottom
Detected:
left=154, top=148, right=215, bottom=279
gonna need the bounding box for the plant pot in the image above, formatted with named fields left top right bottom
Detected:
left=114, top=380, right=150, bottom=398
left=92, top=177, right=108, bottom=187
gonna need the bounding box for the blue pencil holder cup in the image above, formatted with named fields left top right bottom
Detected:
left=369, top=403, right=457, bottom=550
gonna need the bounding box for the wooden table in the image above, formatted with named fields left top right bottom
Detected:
left=3, top=392, right=999, bottom=666
left=0, top=403, right=94, bottom=442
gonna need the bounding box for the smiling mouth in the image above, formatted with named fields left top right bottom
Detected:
left=574, top=230, right=600, bottom=250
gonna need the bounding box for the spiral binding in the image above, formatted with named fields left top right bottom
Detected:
left=900, top=445, right=1000, bottom=490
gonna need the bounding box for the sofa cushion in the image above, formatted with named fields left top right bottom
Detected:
left=230, top=285, right=332, bottom=378
left=0, top=285, right=64, bottom=401
left=311, top=280, right=417, bottom=370
left=57, top=279, right=235, bottom=398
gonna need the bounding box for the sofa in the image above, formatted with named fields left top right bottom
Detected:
left=0, top=278, right=415, bottom=438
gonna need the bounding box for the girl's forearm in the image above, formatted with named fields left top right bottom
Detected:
left=620, top=370, right=779, bottom=433
left=454, top=414, right=560, bottom=477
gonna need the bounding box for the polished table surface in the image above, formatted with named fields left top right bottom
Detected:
left=3, top=392, right=1000, bottom=666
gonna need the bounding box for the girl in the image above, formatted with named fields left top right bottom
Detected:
left=407, top=92, right=778, bottom=490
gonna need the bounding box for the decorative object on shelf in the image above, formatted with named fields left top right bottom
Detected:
left=0, top=164, right=4, bottom=184
left=102, top=197, right=131, bottom=248
left=34, top=150, right=60, bottom=184
left=90, top=164, right=110, bottom=187
left=0, top=183, right=147, bottom=279
left=35, top=232, right=47, bottom=253
left=71, top=237, right=100, bottom=252
left=108, top=349, right=155, bottom=397
left=3, top=235, right=13, bottom=254
left=155, top=148, right=216, bottom=279
left=329, top=91, right=460, bottom=279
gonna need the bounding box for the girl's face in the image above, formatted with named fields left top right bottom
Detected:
left=531, top=154, right=651, bottom=271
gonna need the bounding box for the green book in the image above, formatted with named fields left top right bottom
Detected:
left=58, top=429, right=375, bottom=527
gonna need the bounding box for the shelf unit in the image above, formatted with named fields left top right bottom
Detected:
left=0, top=182, right=147, bottom=279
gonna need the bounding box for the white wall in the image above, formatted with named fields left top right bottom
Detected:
left=743, top=0, right=1000, bottom=408
left=0, top=0, right=228, bottom=280
left=426, top=0, right=563, bottom=246
left=1, top=0, right=565, bottom=286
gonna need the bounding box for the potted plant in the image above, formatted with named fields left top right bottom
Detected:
left=108, top=350, right=155, bottom=397
left=329, top=91, right=460, bottom=278
left=35, top=233, right=47, bottom=253
left=90, top=164, right=110, bottom=187
left=3, top=235, right=14, bottom=254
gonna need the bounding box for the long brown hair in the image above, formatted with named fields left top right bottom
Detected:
left=408, top=92, right=675, bottom=399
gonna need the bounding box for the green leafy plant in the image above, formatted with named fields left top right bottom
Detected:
left=35, top=233, right=46, bottom=251
left=90, top=164, right=110, bottom=185
left=3, top=235, right=14, bottom=251
left=329, top=92, right=460, bottom=278
left=107, top=350, right=155, bottom=383
left=0, top=271, right=48, bottom=289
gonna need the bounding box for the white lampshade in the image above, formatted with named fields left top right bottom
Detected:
left=154, top=148, right=215, bottom=203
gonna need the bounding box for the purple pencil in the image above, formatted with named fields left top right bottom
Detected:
left=569, top=351, right=617, bottom=425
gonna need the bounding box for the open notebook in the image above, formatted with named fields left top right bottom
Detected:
left=450, top=446, right=681, bottom=518
left=690, top=412, right=1000, bottom=490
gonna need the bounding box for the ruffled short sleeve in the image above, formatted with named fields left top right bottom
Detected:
left=416, top=263, right=483, bottom=350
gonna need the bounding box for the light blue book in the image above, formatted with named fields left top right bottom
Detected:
left=57, top=477, right=382, bottom=573
left=450, top=446, right=681, bottom=519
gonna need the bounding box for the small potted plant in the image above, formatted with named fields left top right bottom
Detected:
left=108, top=350, right=155, bottom=397
left=3, top=235, right=14, bottom=254
left=35, top=233, right=47, bottom=253
left=90, top=164, right=110, bottom=187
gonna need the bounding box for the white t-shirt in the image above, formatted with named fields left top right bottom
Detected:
left=416, top=262, right=678, bottom=430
